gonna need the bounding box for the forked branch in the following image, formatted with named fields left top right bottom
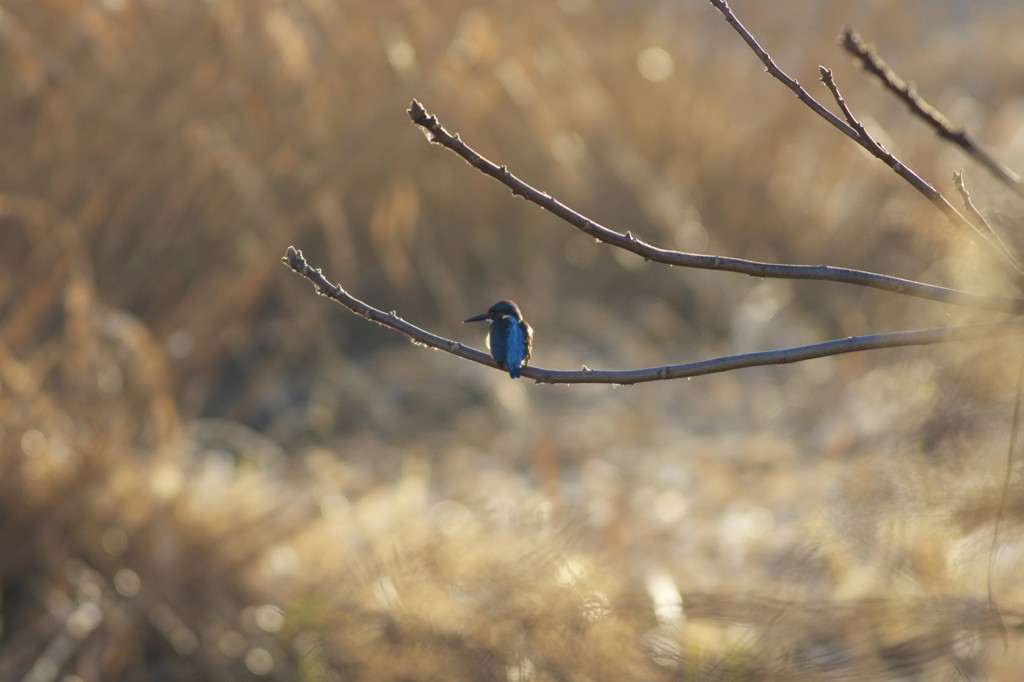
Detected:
left=707, top=0, right=1023, bottom=280
left=283, top=247, right=1024, bottom=385
left=407, top=100, right=1024, bottom=315
left=842, top=27, right=1024, bottom=199
left=953, top=170, right=1013, bottom=260
left=817, top=66, right=1022, bottom=272
left=292, top=8, right=1024, bottom=385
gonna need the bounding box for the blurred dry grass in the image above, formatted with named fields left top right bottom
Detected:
left=3, top=0, right=1024, bottom=679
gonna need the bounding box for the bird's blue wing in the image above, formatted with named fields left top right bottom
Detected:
left=504, top=320, right=524, bottom=378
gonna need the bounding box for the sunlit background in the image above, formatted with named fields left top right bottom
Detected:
left=3, top=0, right=1024, bottom=679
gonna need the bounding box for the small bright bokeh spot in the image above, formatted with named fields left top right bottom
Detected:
left=637, top=46, right=675, bottom=82
left=556, top=558, right=587, bottom=587
left=101, top=527, right=129, bottom=556
left=114, top=569, right=141, bottom=597
left=255, top=604, right=285, bottom=633
left=244, top=647, right=274, bottom=676
left=21, top=429, right=46, bottom=457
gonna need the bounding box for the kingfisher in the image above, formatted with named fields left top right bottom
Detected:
left=463, top=300, right=534, bottom=378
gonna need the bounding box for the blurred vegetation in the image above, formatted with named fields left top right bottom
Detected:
left=3, top=0, right=1024, bottom=679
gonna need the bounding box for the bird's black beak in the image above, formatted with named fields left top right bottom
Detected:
left=463, top=312, right=490, bottom=323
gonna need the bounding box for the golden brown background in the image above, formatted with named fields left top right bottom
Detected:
left=3, top=0, right=1024, bottom=679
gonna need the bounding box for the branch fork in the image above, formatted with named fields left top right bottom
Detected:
left=285, top=4, right=1024, bottom=385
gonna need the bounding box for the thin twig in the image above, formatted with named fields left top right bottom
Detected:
left=706, top=1, right=859, bottom=143
left=843, top=27, right=1024, bottom=199
left=283, top=246, right=1024, bottom=385
left=953, top=170, right=1010, bottom=257
left=281, top=246, right=496, bottom=368
left=818, top=67, right=1024, bottom=278
left=819, top=66, right=889, bottom=158
left=407, top=100, right=1024, bottom=315
left=706, top=0, right=1023, bottom=281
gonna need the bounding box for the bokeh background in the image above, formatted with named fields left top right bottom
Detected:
left=3, top=0, right=1024, bottom=679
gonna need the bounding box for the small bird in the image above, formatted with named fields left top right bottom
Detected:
left=463, top=300, right=534, bottom=378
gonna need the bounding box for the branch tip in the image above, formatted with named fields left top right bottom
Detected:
left=407, top=99, right=427, bottom=123
left=409, top=91, right=1024, bottom=310
left=285, top=246, right=1024, bottom=384
left=842, top=25, right=1024, bottom=200
left=711, top=3, right=1023, bottom=275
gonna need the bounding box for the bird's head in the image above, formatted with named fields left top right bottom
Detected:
left=463, top=299, right=523, bottom=324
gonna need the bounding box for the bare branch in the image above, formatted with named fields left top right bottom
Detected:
left=704, top=1, right=859, bottom=143
left=283, top=247, right=1024, bottom=386
left=843, top=27, right=1024, bottom=199
left=707, top=0, right=1023, bottom=280
left=407, top=100, right=1024, bottom=315
left=819, top=66, right=888, bottom=157
left=954, top=170, right=1012, bottom=259
left=817, top=68, right=1024, bottom=274
left=281, top=247, right=498, bottom=371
